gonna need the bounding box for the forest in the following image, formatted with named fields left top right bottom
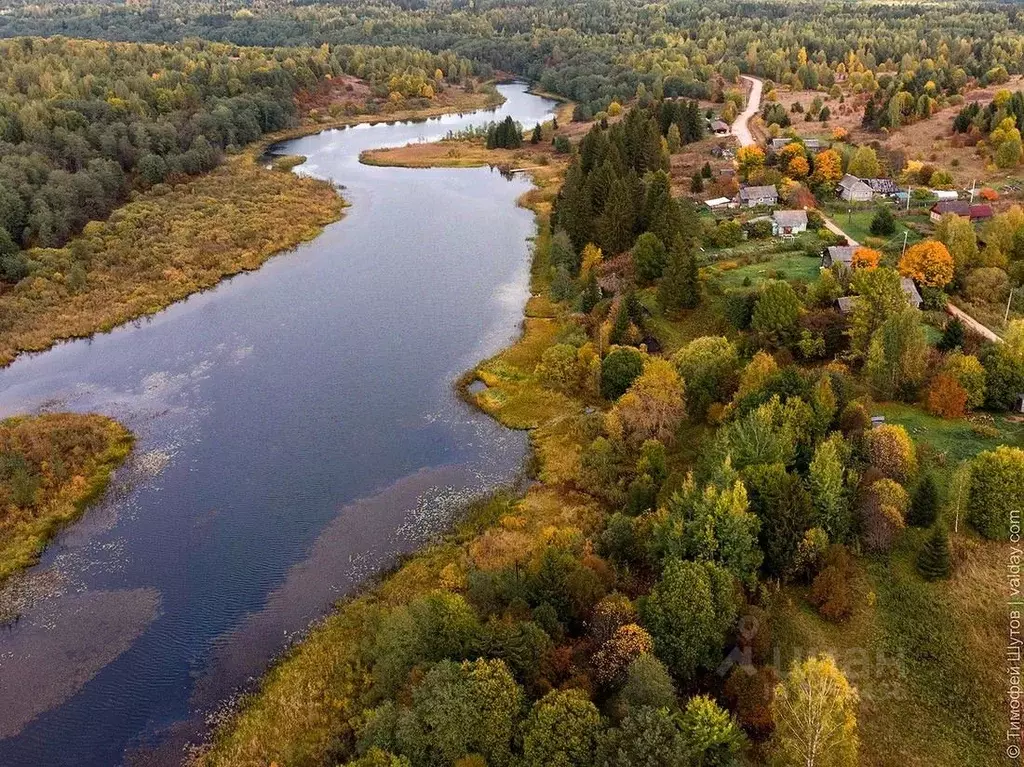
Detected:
left=0, top=36, right=481, bottom=276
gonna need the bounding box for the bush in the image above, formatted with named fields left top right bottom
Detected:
left=864, top=424, right=917, bottom=483
left=965, top=267, right=1010, bottom=304
left=724, top=665, right=777, bottom=737
left=968, top=446, right=1024, bottom=539
left=808, top=545, right=857, bottom=621
left=523, top=689, right=602, bottom=767
left=926, top=373, right=968, bottom=418
left=600, top=347, right=644, bottom=400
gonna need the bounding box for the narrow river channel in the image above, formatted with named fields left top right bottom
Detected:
left=0, top=83, right=557, bottom=766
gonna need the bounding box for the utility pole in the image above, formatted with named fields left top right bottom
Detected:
left=1006, top=287, right=1015, bottom=325
left=901, top=230, right=909, bottom=260
left=906, top=186, right=911, bottom=211
left=969, top=179, right=977, bottom=203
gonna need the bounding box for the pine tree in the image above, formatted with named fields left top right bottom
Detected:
left=643, top=171, right=682, bottom=247
left=690, top=174, right=704, bottom=193
left=609, top=292, right=636, bottom=345
left=532, top=123, right=542, bottom=144
left=917, top=524, right=952, bottom=580
left=556, top=160, right=594, bottom=250
left=908, top=473, right=940, bottom=527
left=552, top=116, right=559, bottom=131
left=701, top=161, right=713, bottom=179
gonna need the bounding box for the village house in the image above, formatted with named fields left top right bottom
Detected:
left=837, top=174, right=873, bottom=202
left=772, top=209, right=808, bottom=237
left=928, top=201, right=993, bottom=223
left=769, top=137, right=827, bottom=153
left=738, top=185, right=779, bottom=207
left=901, top=277, right=923, bottom=308
left=835, top=279, right=922, bottom=314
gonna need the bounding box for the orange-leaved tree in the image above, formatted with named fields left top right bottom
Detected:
left=927, top=373, right=968, bottom=419
left=810, top=149, right=843, bottom=188
left=852, top=247, right=881, bottom=270
left=899, top=240, right=954, bottom=288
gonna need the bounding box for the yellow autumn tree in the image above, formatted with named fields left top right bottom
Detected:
left=737, top=145, right=766, bottom=179
left=899, top=240, right=954, bottom=288
left=771, top=655, right=859, bottom=767
left=851, top=247, right=881, bottom=270
left=606, top=358, right=686, bottom=445
left=581, top=243, right=603, bottom=275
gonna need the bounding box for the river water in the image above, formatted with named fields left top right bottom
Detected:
left=0, top=83, right=557, bottom=766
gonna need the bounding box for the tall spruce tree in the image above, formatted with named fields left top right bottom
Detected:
left=531, top=123, right=542, bottom=144
left=917, top=524, right=952, bottom=580
left=643, top=171, right=682, bottom=247
left=658, top=237, right=700, bottom=314
left=908, top=473, right=940, bottom=527
left=556, top=160, right=594, bottom=250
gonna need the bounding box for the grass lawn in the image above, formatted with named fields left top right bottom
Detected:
left=711, top=251, right=823, bottom=289
left=827, top=205, right=921, bottom=251
left=875, top=402, right=1024, bottom=464
left=772, top=531, right=1006, bottom=767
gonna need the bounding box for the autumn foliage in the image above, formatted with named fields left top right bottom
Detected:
left=851, top=247, right=881, bottom=270
left=926, top=373, right=968, bottom=418
left=899, top=240, right=954, bottom=288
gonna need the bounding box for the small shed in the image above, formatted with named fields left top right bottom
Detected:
left=710, top=119, right=731, bottom=135
left=705, top=196, right=732, bottom=210
left=822, top=245, right=857, bottom=269
left=901, top=277, right=923, bottom=309
left=969, top=204, right=994, bottom=221
left=836, top=296, right=857, bottom=314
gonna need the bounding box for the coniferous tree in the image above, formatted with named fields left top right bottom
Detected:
left=532, top=123, right=542, bottom=144
left=908, top=473, right=940, bottom=527
left=917, top=524, right=952, bottom=580
left=556, top=160, right=594, bottom=250
left=643, top=171, right=682, bottom=247
left=701, top=161, right=713, bottom=179
left=938, top=318, right=965, bottom=351
left=690, top=174, right=704, bottom=193
left=598, top=178, right=638, bottom=255
left=658, top=237, right=699, bottom=314
left=580, top=271, right=601, bottom=313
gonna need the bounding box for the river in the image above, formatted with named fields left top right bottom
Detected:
left=0, top=83, right=558, bottom=766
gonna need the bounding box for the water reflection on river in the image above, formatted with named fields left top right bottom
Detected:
left=0, top=83, right=556, bottom=766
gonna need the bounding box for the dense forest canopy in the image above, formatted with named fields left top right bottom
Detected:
left=0, top=36, right=479, bottom=275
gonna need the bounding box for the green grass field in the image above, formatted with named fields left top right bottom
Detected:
left=875, top=402, right=1024, bottom=464
left=711, top=251, right=823, bottom=289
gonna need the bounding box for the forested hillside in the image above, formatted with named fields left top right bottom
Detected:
left=0, top=37, right=481, bottom=274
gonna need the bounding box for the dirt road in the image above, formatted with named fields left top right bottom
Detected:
left=731, top=76, right=763, bottom=148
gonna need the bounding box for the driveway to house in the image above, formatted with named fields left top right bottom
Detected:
left=822, top=214, right=1002, bottom=343
left=946, top=302, right=1003, bottom=343
left=821, top=216, right=859, bottom=247
left=732, top=75, right=763, bottom=148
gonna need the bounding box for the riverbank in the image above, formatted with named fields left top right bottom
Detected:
left=194, top=116, right=585, bottom=767
left=0, top=413, right=133, bottom=587
left=0, top=86, right=506, bottom=369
